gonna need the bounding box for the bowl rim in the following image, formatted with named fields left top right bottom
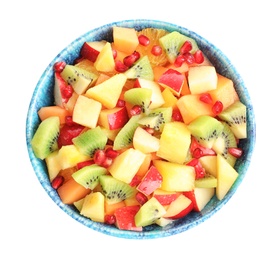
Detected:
left=26, top=18, right=256, bottom=239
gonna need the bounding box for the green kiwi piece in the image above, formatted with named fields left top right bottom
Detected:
left=72, top=164, right=107, bottom=190
left=113, top=114, right=141, bottom=150
left=31, top=116, right=60, bottom=160
left=159, top=31, right=199, bottom=63
left=124, top=56, right=154, bottom=80
left=187, top=115, right=224, bottom=149
left=99, top=175, right=136, bottom=204
left=72, top=126, right=108, bottom=157
left=138, top=107, right=173, bottom=132
left=124, top=88, right=152, bottom=114
left=60, top=64, right=98, bottom=94
left=195, top=173, right=217, bottom=188
left=212, top=122, right=237, bottom=167
left=218, top=100, right=247, bottom=139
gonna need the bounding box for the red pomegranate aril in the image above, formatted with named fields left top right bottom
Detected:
left=132, top=51, right=140, bottom=60
left=115, top=60, right=129, bottom=72
left=186, top=159, right=206, bottom=179
left=105, top=147, right=119, bottom=159
left=76, top=159, right=95, bottom=170
left=105, top=214, right=116, bottom=225
left=183, top=52, right=195, bottom=64
left=51, top=175, right=64, bottom=190
left=174, top=55, right=186, bottom=67
left=151, top=45, right=162, bottom=56
left=172, top=109, right=184, bottom=122
left=228, top=147, right=243, bottom=158
left=123, top=54, right=136, bottom=67
left=180, top=40, right=192, bottom=54
left=62, top=84, right=73, bottom=99
left=193, top=148, right=204, bottom=159
left=93, top=149, right=106, bottom=165
left=129, top=175, right=142, bottom=187
left=112, top=49, right=117, bottom=59
left=135, top=192, right=148, bottom=205
left=212, top=100, right=223, bottom=115
left=116, top=99, right=126, bottom=107
left=53, top=61, right=66, bottom=72
left=199, top=93, right=213, bottom=104
left=194, top=50, right=204, bottom=64
left=138, top=34, right=150, bottom=46
left=130, top=105, right=142, bottom=116
left=100, top=157, right=113, bottom=168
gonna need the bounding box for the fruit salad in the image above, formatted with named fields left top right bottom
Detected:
left=31, top=26, right=247, bottom=231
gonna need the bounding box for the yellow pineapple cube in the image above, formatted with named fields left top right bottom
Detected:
left=94, top=42, right=115, bottom=72
left=156, top=121, right=191, bottom=164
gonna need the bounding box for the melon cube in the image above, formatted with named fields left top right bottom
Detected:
left=188, top=65, right=217, bottom=94
left=94, top=42, right=115, bottom=73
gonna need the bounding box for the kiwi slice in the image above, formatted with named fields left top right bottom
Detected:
left=72, top=126, right=108, bottom=157
left=99, top=175, right=136, bottom=204
left=113, top=114, right=141, bottom=150
left=187, top=115, right=224, bottom=149
left=72, top=164, right=107, bottom=190
left=124, top=56, right=154, bottom=80
left=212, top=122, right=237, bottom=167
left=138, top=107, right=173, bottom=132
left=159, top=31, right=199, bottom=63
left=60, top=64, right=98, bottom=94
left=218, top=100, right=247, bottom=139
left=195, top=173, right=217, bottom=188
left=124, top=88, right=152, bottom=114
left=31, top=116, right=60, bottom=160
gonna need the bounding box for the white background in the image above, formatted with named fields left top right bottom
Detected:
left=1, top=1, right=279, bottom=259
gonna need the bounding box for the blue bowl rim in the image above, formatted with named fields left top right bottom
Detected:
left=26, top=19, right=256, bottom=239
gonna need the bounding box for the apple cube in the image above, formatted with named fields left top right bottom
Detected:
left=137, top=165, right=163, bottom=196
left=72, top=95, right=102, bottom=128
left=80, top=41, right=106, bottom=62
left=94, top=42, right=115, bottom=72
left=153, top=189, right=179, bottom=206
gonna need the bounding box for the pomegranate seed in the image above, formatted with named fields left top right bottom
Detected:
left=138, top=35, right=150, bottom=46
left=184, top=52, right=195, bottom=64
left=116, top=99, right=126, bottom=107
left=186, top=159, right=206, bottom=179
left=194, top=50, right=204, bottom=64
left=190, top=136, right=216, bottom=157
left=174, top=55, right=186, bottom=67
left=187, top=158, right=199, bottom=167
left=76, top=160, right=95, bottom=169
left=135, top=192, right=148, bottom=205
left=100, top=157, right=113, bottom=168
left=228, top=147, right=243, bottom=158
left=172, top=109, right=184, bottom=122
left=212, top=100, right=223, bottom=115
left=130, top=105, right=142, bottom=116
left=180, top=41, right=192, bottom=54
left=123, top=54, right=136, bottom=67
left=151, top=45, right=162, bottom=56
left=61, top=84, right=73, bottom=99
left=193, top=148, right=204, bottom=159
left=105, top=147, right=119, bottom=159
left=115, top=60, right=129, bottom=72
left=53, top=61, right=66, bottom=72
left=199, top=93, right=213, bottom=104
left=93, top=149, right=106, bottom=165
left=105, top=214, right=116, bottom=225
left=132, top=51, right=140, bottom=60
left=51, top=175, right=64, bottom=190
left=112, top=49, right=117, bottom=59
left=130, top=175, right=142, bottom=187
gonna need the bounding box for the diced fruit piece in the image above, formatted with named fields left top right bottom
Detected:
left=188, top=66, right=217, bottom=94
left=157, top=121, right=191, bottom=164
left=163, top=194, right=193, bottom=219
left=194, top=173, right=217, bottom=188
left=73, top=197, right=85, bottom=212
left=98, top=106, right=129, bottom=130
left=113, top=26, right=139, bottom=54
left=187, top=115, right=224, bottom=149
left=94, top=42, right=115, bottom=72
left=133, top=126, right=160, bottom=154
left=218, top=100, right=247, bottom=139
left=134, top=197, right=166, bottom=227
left=105, top=200, right=126, bottom=215
left=72, top=94, right=102, bottom=128
left=31, top=116, right=60, bottom=160
left=38, top=106, right=71, bottom=126
left=124, top=56, right=154, bottom=80
left=57, top=123, right=85, bottom=148
left=137, top=165, right=163, bottom=196
left=216, top=154, right=239, bottom=200
left=161, top=88, right=178, bottom=108
left=86, top=73, right=127, bottom=109
left=80, top=41, right=106, bottom=62
left=53, top=72, right=73, bottom=108
left=153, top=189, right=179, bottom=206
left=99, top=175, right=136, bottom=204
left=114, top=205, right=142, bottom=231
left=80, top=192, right=105, bottom=222
left=45, top=151, right=61, bottom=181
left=72, top=164, right=107, bottom=190
left=108, top=148, right=146, bottom=184
left=153, top=160, right=195, bottom=192
left=199, top=155, right=217, bottom=177
left=158, top=68, right=184, bottom=97
left=72, top=127, right=108, bottom=157
left=60, top=64, right=98, bottom=94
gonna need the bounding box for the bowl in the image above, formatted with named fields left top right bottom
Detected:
left=26, top=19, right=256, bottom=239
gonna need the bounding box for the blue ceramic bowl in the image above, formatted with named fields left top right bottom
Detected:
left=26, top=19, right=256, bottom=239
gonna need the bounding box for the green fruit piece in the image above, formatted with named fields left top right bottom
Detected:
left=99, top=175, right=136, bottom=204
left=72, top=126, right=108, bottom=157
left=124, top=87, right=152, bottom=114
left=138, top=107, right=173, bottom=132
left=31, top=116, right=60, bottom=160
left=187, top=115, right=224, bottom=149
left=113, top=114, right=141, bottom=150
left=195, top=173, right=217, bottom=188
left=72, top=164, right=107, bottom=190
left=212, top=122, right=237, bottom=167
left=124, top=56, right=154, bottom=80
left=134, top=197, right=166, bottom=227
left=159, top=31, right=199, bottom=63
left=60, top=64, right=98, bottom=94
left=218, top=100, right=247, bottom=139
